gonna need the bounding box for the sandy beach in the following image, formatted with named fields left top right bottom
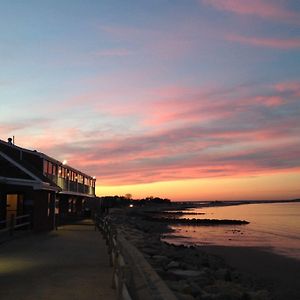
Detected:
left=201, top=246, right=300, bottom=300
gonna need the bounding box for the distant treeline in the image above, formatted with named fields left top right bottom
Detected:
left=95, top=195, right=171, bottom=208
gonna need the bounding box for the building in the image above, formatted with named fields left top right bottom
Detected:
left=0, top=138, right=96, bottom=231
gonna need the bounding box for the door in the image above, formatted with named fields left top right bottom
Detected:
left=6, top=194, right=23, bottom=220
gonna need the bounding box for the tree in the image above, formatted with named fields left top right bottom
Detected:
left=124, top=193, right=132, bottom=200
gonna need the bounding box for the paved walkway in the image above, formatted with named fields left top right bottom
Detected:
left=0, top=220, right=116, bottom=300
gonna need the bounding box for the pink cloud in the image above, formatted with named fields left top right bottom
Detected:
left=39, top=112, right=300, bottom=185
left=93, top=49, right=133, bottom=57
left=202, top=0, right=300, bottom=24
left=14, top=79, right=299, bottom=186
left=240, top=95, right=285, bottom=107
left=274, top=81, right=300, bottom=96
left=0, top=119, right=54, bottom=141
left=142, top=83, right=289, bottom=126
left=226, top=34, right=300, bottom=49
left=0, top=124, right=23, bottom=136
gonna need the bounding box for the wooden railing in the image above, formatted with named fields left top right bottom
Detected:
left=95, top=214, right=177, bottom=300
left=0, top=214, right=31, bottom=237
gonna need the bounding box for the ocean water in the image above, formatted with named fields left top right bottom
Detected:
left=164, top=202, right=300, bottom=260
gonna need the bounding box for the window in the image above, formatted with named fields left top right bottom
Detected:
left=52, top=164, right=57, bottom=175
left=43, top=160, right=48, bottom=174
left=78, top=174, right=83, bottom=184
left=63, top=168, right=67, bottom=178
left=58, top=166, right=62, bottom=177
left=47, top=162, right=53, bottom=175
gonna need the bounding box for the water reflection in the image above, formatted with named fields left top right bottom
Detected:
left=163, top=202, right=300, bottom=260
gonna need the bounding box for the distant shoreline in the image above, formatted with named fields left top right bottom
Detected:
left=173, top=198, right=300, bottom=208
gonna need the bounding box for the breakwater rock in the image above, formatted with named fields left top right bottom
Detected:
left=150, top=217, right=249, bottom=226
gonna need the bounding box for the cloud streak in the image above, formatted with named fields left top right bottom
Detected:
left=25, top=80, right=300, bottom=185
left=227, top=34, right=300, bottom=49
left=202, top=0, right=300, bottom=24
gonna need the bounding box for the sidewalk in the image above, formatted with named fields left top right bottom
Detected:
left=0, top=220, right=116, bottom=300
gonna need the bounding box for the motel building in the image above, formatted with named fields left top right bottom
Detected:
left=0, top=138, right=96, bottom=232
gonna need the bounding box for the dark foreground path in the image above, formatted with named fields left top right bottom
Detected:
left=0, top=220, right=116, bottom=300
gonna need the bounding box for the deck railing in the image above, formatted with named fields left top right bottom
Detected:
left=0, top=214, right=31, bottom=237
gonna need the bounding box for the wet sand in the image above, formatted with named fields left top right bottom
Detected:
left=201, top=246, right=300, bottom=300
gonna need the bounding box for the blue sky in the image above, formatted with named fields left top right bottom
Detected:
left=1, top=0, right=300, bottom=200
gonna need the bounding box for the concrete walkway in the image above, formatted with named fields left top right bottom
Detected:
left=0, top=220, right=116, bottom=300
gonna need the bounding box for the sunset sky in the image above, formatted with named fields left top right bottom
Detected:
left=1, top=1, right=299, bottom=200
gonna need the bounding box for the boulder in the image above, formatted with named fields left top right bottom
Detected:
left=167, top=261, right=181, bottom=269
left=170, top=269, right=203, bottom=277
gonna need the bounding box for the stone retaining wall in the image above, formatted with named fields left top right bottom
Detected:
left=96, top=215, right=177, bottom=300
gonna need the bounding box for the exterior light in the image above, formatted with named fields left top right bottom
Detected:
left=92, top=176, right=96, bottom=179
left=129, top=204, right=134, bottom=208
left=62, top=160, right=67, bottom=165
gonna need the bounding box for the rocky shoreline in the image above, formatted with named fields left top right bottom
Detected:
left=149, top=216, right=249, bottom=226
left=109, top=206, right=271, bottom=300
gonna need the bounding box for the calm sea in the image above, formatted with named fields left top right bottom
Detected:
left=164, top=202, right=300, bottom=260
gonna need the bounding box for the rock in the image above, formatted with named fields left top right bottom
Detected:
left=196, top=292, right=218, bottom=300
left=152, top=254, right=168, bottom=260
left=165, top=279, right=187, bottom=292
left=109, top=207, right=271, bottom=300
left=170, top=269, right=203, bottom=277
left=182, top=282, right=203, bottom=297
left=250, top=290, right=270, bottom=300
left=215, top=268, right=230, bottom=280
left=174, top=292, right=195, bottom=300
left=142, top=247, right=158, bottom=255
left=167, top=260, right=180, bottom=269
left=194, top=269, right=214, bottom=286
left=181, top=261, right=197, bottom=270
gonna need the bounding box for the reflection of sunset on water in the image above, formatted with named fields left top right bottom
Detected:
left=164, top=202, right=300, bottom=260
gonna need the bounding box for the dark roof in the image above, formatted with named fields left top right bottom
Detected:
left=18, top=158, right=61, bottom=190
left=0, top=138, right=94, bottom=180
left=0, top=154, right=32, bottom=180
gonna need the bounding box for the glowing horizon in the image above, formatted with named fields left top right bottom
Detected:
left=1, top=1, right=299, bottom=201
left=96, top=171, right=300, bottom=201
